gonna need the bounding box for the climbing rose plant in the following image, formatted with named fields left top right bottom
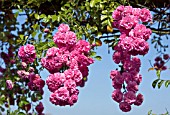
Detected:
left=41, top=24, right=94, bottom=106
left=110, top=5, right=152, bottom=112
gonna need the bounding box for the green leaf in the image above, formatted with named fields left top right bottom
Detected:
left=90, top=51, right=96, bottom=56
left=101, top=15, right=107, bottom=21
left=31, top=31, right=37, bottom=38
left=95, top=38, right=102, bottom=46
left=52, top=15, right=58, bottom=22
left=158, top=80, right=164, bottom=89
left=148, top=110, right=152, bottom=115
left=19, top=34, right=24, bottom=40
left=165, top=80, right=170, bottom=88
left=34, top=13, right=40, bottom=20
left=156, top=70, right=161, bottom=79
left=102, top=10, right=108, bottom=14
left=95, top=56, right=102, bottom=61
left=90, top=0, right=95, bottom=7
left=18, top=112, right=25, bottom=115
left=152, top=79, right=159, bottom=88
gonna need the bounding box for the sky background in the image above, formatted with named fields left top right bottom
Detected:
left=16, top=11, right=170, bottom=115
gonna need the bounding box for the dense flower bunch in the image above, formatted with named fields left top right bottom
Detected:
left=111, top=5, right=152, bottom=112
left=18, top=44, right=36, bottom=64
left=41, top=24, right=94, bottom=106
left=18, top=46, right=45, bottom=114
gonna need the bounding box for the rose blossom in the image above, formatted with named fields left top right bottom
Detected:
left=6, top=80, right=13, bottom=90
left=119, top=102, right=131, bottom=112
left=18, top=44, right=36, bottom=63
left=134, top=93, right=144, bottom=106
left=46, top=73, right=66, bottom=92
left=112, top=89, right=123, bottom=103
left=35, top=102, right=44, bottom=114
left=124, top=91, right=136, bottom=105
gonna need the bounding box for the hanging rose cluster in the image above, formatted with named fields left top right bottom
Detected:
left=111, top=5, right=152, bottom=112
left=18, top=44, right=45, bottom=114
left=41, top=24, right=94, bottom=106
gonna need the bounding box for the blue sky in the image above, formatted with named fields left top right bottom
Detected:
left=16, top=12, right=170, bottom=115
left=40, top=36, right=170, bottom=115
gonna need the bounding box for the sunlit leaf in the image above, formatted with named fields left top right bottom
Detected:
left=165, top=80, right=170, bottom=88
left=158, top=80, right=164, bottom=89
left=152, top=79, right=159, bottom=88
left=94, top=56, right=102, bottom=61
left=95, top=38, right=102, bottom=46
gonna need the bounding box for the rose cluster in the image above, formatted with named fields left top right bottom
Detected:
left=18, top=45, right=45, bottom=114
left=41, top=24, right=94, bottom=106
left=18, top=44, right=36, bottom=64
left=111, top=5, right=152, bottom=112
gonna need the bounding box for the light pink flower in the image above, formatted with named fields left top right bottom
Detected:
left=58, top=24, right=70, bottom=33
left=112, top=89, right=123, bottom=103
left=6, top=80, right=13, bottom=90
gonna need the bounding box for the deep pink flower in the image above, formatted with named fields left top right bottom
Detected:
left=68, top=94, right=78, bottom=106
left=112, top=51, right=121, bottom=64
left=118, top=36, right=134, bottom=52
left=46, top=73, right=66, bottom=92
left=50, top=87, right=70, bottom=106
left=79, top=66, right=89, bottom=77
left=120, top=15, right=138, bottom=30
left=140, top=8, right=152, bottom=22
left=122, top=6, right=133, bottom=17
left=112, top=10, right=122, bottom=20
left=132, top=8, right=141, bottom=17
left=6, top=80, right=13, bottom=90
left=129, top=24, right=152, bottom=41
left=124, top=91, right=136, bottom=105
left=116, top=5, right=124, bottom=12
left=18, top=44, right=36, bottom=63
left=134, top=93, right=144, bottom=106
left=35, top=102, right=44, bottom=114
left=72, top=69, right=83, bottom=84
left=112, top=80, right=122, bottom=89
left=41, top=57, right=63, bottom=74
left=64, top=79, right=76, bottom=93
left=112, top=89, right=123, bottom=103
left=46, top=47, right=59, bottom=57
left=75, top=40, right=91, bottom=53
left=163, top=54, right=169, bottom=60
left=110, top=70, right=120, bottom=80
left=119, top=102, right=131, bottom=112
left=28, top=77, right=45, bottom=91
left=126, top=81, right=138, bottom=92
